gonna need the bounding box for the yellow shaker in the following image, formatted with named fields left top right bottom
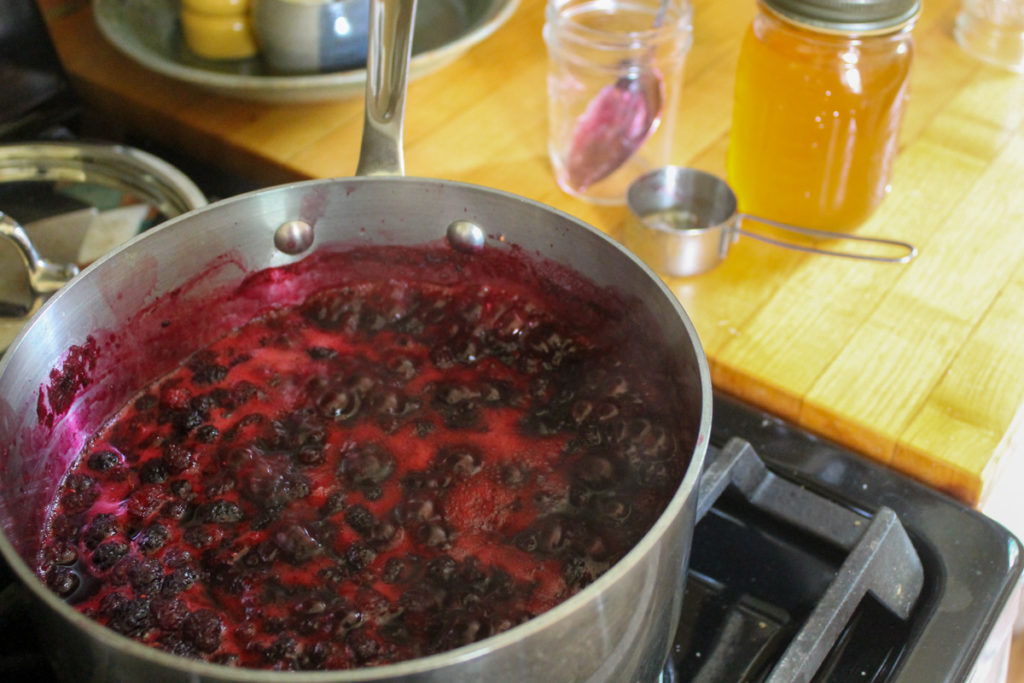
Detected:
left=180, top=0, right=258, bottom=60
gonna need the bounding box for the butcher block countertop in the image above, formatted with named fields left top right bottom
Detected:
left=36, top=0, right=1024, bottom=507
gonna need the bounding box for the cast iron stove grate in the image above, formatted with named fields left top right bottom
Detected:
left=668, top=393, right=1023, bottom=682
left=0, top=393, right=1019, bottom=681
left=668, top=438, right=921, bottom=682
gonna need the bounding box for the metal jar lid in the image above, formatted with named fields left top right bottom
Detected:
left=0, top=141, right=207, bottom=352
left=760, top=0, right=922, bottom=33
left=0, top=141, right=206, bottom=217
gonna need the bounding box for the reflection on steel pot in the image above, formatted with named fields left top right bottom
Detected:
left=0, top=0, right=711, bottom=681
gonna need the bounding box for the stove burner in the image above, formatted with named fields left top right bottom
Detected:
left=672, top=437, right=923, bottom=682
left=686, top=393, right=1022, bottom=682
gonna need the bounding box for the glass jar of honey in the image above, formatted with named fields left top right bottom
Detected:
left=727, top=0, right=920, bottom=231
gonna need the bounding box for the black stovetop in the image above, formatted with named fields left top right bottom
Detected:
left=678, top=393, right=1023, bottom=682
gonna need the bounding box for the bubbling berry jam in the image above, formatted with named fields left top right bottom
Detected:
left=37, top=244, right=690, bottom=671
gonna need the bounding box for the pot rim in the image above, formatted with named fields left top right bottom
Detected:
left=0, top=174, right=713, bottom=680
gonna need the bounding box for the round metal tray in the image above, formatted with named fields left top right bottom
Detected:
left=93, top=0, right=519, bottom=103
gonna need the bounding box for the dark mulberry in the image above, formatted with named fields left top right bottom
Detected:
left=183, top=609, right=223, bottom=653
left=195, top=425, right=220, bottom=444
left=86, top=450, right=120, bottom=472
left=45, top=565, right=79, bottom=597
left=107, top=597, right=153, bottom=637
left=92, top=541, right=128, bottom=570
left=84, top=513, right=120, bottom=549
left=139, top=458, right=169, bottom=484
left=192, top=363, right=228, bottom=386
left=344, top=505, right=375, bottom=536
left=163, top=444, right=195, bottom=474
left=198, top=500, right=244, bottom=524
left=135, top=523, right=169, bottom=553
left=60, top=473, right=99, bottom=512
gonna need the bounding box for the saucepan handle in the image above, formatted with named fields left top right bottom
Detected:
left=356, top=0, right=418, bottom=178
left=737, top=213, right=918, bottom=264
left=0, top=210, right=79, bottom=320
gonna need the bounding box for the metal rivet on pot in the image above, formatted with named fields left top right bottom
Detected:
left=446, top=220, right=486, bottom=253
left=274, top=220, right=315, bottom=255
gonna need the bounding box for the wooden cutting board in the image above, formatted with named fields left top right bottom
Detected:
left=35, top=0, right=1024, bottom=506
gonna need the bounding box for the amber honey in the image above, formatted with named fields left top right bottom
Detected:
left=727, top=3, right=917, bottom=231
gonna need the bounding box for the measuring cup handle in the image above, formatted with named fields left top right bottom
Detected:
left=736, top=213, right=918, bottom=264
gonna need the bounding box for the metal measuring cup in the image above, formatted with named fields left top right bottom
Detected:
left=623, top=166, right=918, bottom=277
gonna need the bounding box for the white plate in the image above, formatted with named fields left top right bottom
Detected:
left=93, top=0, right=519, bottom=104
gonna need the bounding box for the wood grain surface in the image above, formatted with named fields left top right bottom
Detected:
left=36, top=0, right=1024, bottom=505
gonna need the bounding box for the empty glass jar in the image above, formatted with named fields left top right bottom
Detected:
left=544, top=0, right=693, bottom=205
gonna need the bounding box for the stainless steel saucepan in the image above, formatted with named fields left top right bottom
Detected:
left=0, top=0, right=711, bottom=680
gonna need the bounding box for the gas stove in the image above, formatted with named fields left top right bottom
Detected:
left=1, top=2, right=1021, bottom=676
left=0, top=393, right=1018, bottom=681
